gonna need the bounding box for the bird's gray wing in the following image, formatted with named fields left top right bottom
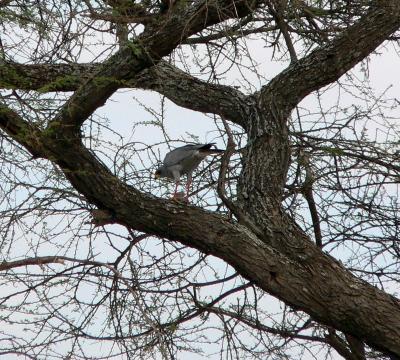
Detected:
left=163, top=144, right=206, bottom=167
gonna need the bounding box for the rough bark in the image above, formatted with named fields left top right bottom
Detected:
left=50, top=0, right=262, bottom=132
left=1, top=0, right=400, bottom=358
left=260, top=1, right=400, bottom=110
left=0, top=60, right=249, bottom=128
left=1, top=100, right=400, bottom=357
left=0, top=62, right=96, bottom=92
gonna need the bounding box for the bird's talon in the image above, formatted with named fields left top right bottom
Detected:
left=171, top=191, right=186, bottom=202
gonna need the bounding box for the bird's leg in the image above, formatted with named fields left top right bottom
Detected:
left=172, top=181, right=180, bottom=198
left=184, top=176, right=192, bottom=201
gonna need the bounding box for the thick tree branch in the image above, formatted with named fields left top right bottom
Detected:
left=133, top=62, right=250, bottom=129
left=236, top=0, right=400, bottom=266
left=0, top=62, right=96, bottom=92
left=1, top=103, right=400, bottom=358
left=1, top=1, right=400, bottom=358
left=237, top=0, right=400, bottom=262
left=260, top=0, right=400, bottom=113
left=50, top=0, right=263, bottom=132
left=0, top=60, right=250, bottom=128
left=0, top=103, right=46, bottom=157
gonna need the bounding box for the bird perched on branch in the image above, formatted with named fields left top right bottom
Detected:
left=155, top=143, right=224, bottom=200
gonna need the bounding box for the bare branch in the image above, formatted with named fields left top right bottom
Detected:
left=50, top=0, right=263, bottom=132
left=261, top=0, right=400, bottom=114
left=1, top=107, right=399, bottom=357
left=0, top=256, right=66, bottom=271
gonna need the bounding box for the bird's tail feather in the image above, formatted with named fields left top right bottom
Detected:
left=199, top=143, right=225, bottom=154
left=200, top=148, right=225, bottom=155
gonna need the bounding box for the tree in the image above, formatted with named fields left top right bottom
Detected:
left=0, top=0, right=399, bottom=358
